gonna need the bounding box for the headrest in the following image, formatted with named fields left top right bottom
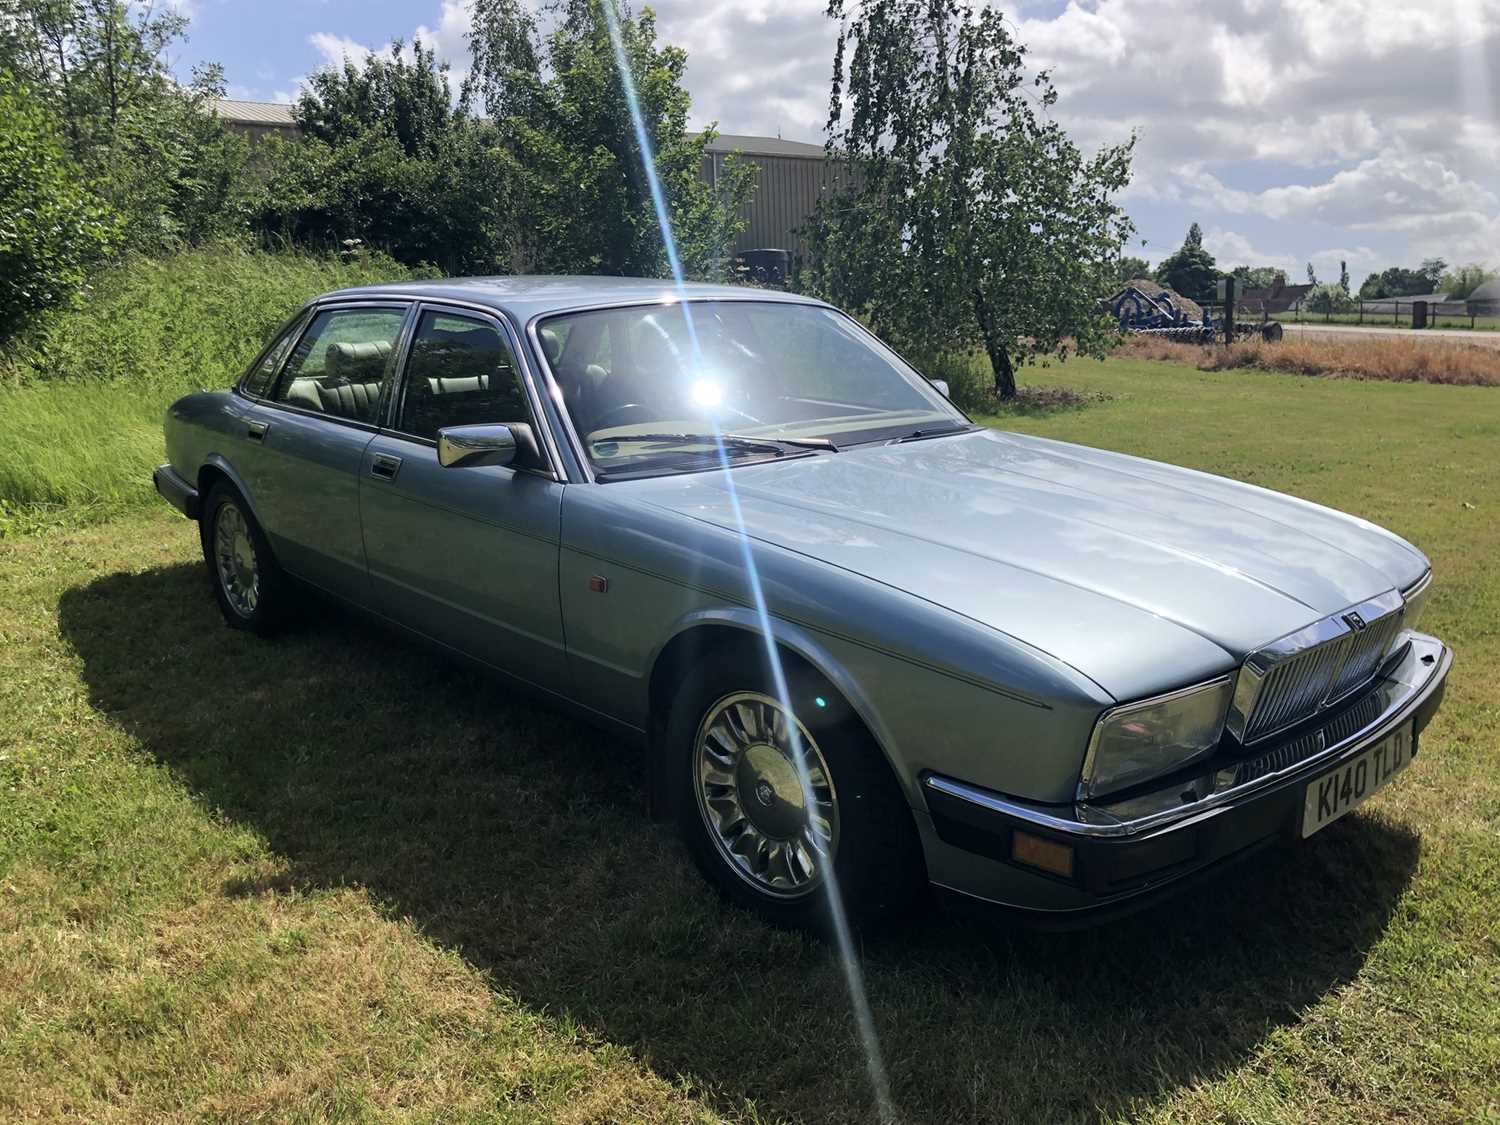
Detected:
left=538, top=326, right=562, bottom=366
left=326, top=339, right=391, bottom=381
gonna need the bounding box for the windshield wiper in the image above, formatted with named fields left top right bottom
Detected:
left=598, top=432, right=838, bottom=455
left=723, top=432, right=839, bottom=451
left=894, top=424, right=975, bottom=443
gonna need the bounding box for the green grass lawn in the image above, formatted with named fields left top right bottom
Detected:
left=2, top=355, right=1497, bottom=1122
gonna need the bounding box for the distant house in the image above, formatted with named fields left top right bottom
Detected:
left=1238, top=280, right=1313, bottom=315
left=213, top=99, right=299, bottom=144
left=1466, top=279, right=1500, bottom=316
left=213, top=100, right=844, bottom=261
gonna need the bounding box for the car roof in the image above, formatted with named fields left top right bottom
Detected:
left=317, top=275, right=825, bottom=322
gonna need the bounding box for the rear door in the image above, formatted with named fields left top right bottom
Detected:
left=242, top=302, right=411, bottom=597
left=359, top=304, right=568, bottom=690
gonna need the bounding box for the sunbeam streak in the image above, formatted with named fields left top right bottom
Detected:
left=599, top=2, right=896, bottom=1119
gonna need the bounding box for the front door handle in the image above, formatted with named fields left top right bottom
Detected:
left=369, top=453, right=403, bottom=481
left=247, top=420, right=270, bottom=443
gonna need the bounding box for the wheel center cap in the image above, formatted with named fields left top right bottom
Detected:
left=738, top=743, right=805, bottom=839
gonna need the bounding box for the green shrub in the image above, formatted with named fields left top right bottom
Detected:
left=1304, top=283, right=1355, bottom=314
left=0, top=71, right=119, bottom=341
left=0, top=242, right=424, bottom=519
left=0, top=241, right=425, bottom=391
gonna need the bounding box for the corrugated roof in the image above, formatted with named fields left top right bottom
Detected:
left=206, top=104, right=825, bottom=160
left=213, top=99, right=298, bottom=127
left=703, top=132, right=827, bottom=159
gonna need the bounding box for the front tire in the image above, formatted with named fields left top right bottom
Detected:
left=200, top=481, right=289, bottom=636
left=667, top=650, right=925, bottom=932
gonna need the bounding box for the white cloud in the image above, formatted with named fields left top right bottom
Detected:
left=309, top=32, right=373, bottom=70
left=283, top=0, right=1500, bottom=278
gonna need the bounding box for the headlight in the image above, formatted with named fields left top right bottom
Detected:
left=1079, top=676, right=1234, bottom=799
left=1401, top=572, right=1431, bottom=634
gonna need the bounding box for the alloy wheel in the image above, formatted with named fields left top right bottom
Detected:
left=693, top=691, right=840, bottom=898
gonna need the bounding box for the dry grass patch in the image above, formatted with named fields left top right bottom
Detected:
left=1116, top=333, right=1500, bottom=386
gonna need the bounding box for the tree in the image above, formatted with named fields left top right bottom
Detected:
left=296, top=39, right=463, bottom=159
left=1359, top=264, right=1441, bottom=300
left=1230, top=265, right=1287, bottom=290
left=1116, top=255, right=1152, bottom=285
left=253, top=44, right=515, bottom=275
left=1306, top=262, right=1317, bottom=286
left=466, top=0, right=750, bottom=278
left=805, top=0, right=1134, bottom=398
left=1338, top=259, right=1349, bottom=294
left=1155, top=225, right=1218, bottom=302
left=1419, top=257, right=1447, bottom=291
left=0, top=69, right=117, bottom=338
left=0, top=0, right=248, bottom=251
left=1304, top=283, right=1354, bottom=314
left=1439, top=263, right=1497, bottom=301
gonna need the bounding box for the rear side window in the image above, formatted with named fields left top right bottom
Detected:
left=242, top=316, right=304, bottom=397
left=271, top=306, right=407, bottom=424
left=395, top=310, right=531, bottom=440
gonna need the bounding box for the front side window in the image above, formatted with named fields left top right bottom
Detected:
left=272, top=306, right=407, bottom=423
left=395, top=310, right=531, bottom=440
left=539, top=300, right=965, bottom=478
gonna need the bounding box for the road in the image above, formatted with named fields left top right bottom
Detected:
left=1282, top=322, right=1500, bottom=349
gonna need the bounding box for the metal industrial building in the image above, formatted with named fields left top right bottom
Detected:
left=700, top=133, right=849, bottom=256
left=215, top=101, right=839, bottom=258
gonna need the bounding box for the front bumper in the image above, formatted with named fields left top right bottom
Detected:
left=153, top=464, right=199, bottom=519
left=919, top=632, right=1451, bottom=924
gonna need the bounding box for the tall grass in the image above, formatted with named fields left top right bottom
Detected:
left=1116, top=333, right=1500, bottom=386
left=0, top=243, right=422, bottom=523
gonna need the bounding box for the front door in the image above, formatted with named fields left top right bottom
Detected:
left=247, top=302, right=409, bottom=597
left=359, top=305, right=567, bottom=691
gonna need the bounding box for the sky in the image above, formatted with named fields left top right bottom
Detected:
left=173, top=0, right=1500, bottom=289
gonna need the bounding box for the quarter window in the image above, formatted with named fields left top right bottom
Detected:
left=272, top=307, right=407, bottom=423
left=396, top=311, right=531, bottom=440
left=242, top=315, right=304, bottom=397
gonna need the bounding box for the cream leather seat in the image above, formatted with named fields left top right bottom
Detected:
left=281, top=340, right=391, bottom=422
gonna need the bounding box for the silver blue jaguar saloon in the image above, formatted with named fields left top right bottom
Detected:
left=154, top=277, right=1450, bottom=929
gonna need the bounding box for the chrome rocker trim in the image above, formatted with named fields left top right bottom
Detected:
left=924, top=631, right=1450, bottom=842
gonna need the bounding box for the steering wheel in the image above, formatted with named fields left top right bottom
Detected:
left=590, top=403, right=655, bottom=432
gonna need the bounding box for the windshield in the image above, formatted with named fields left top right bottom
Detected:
left=536, top=300, right=966, bottom=477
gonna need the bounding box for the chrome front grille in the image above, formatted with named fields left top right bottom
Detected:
left=1232, top=589, right=1406, bottom=744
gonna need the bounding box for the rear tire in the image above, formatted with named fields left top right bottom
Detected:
left=667, top=648, right=926, bottom=932
left=200, top=481, right=290, bottom=636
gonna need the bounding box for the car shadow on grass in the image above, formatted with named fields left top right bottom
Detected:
left=58, top=562, right=1422, bottom=1124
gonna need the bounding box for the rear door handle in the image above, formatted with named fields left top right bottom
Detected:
left=247, top=420, right=270, bottom=442
left=369, top=453, right=403, bottom=481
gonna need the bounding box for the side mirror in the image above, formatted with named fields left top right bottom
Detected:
left=930, top=378, right=951, bottom=399
left=437, top=423, right=518, bottom=468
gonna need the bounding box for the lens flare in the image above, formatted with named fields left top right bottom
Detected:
left=600, top=3, right=895, bottom=1120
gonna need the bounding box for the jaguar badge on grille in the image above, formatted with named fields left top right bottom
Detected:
left=1343, top=611, right=1367, bottom=632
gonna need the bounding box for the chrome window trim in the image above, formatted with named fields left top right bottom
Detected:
left=1077, top=674, right=1235, bottom=801
left=1226, top=587, right=1404, bottom=744
left=242, top=299, right=415, bottom=433
left=235, top=306, right=313, bottom=399
left=376, top=300, right=563, bottom=480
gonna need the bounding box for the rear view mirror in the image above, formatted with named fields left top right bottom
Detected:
left=437, top=424, right=518, bottom=468
left=930, top=378, right=951, bottom=399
